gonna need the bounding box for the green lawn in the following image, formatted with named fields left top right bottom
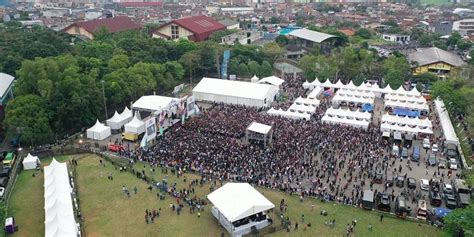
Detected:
left=8, top=154, right=447, bottom=237
left=421, top=0, right=450, bottom=5
left=7, top=155, right=72, bottom=237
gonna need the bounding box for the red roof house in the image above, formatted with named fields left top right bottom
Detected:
left=152, top=15, right=226, bottom=42
left=63, top=16, right=142, bottom=40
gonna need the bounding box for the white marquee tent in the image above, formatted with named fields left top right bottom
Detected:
left=308, top=79, right=421, bottom=97
left=106, top=111, right=126, bottom=130
left=307, top=87, right=323, bottom=99
left=322, top=115, right=370, bottom=130
left=381, top=114, right=432, bottom=129
left=192, top=78, right=278, bottom=108
left=289, top=103, right=316, bottom=114
left=207, top=183, right=274, bottom=223
left=384, top=100, right=429, bottom=112
left=325, top=107, right=372, bottom=121
left=22, top=153, right=40, bottom=170
left=124, top=113, right=145, bottom=135
left=434, top=98, right=459, bottom=145
left=44, top=158, right=78, bottom=237
left=258, top=76, right=284, bottom=87
left=380, top=121, right=433, bottom=135
left=247, top=122, right=272, bottom=135
left=294, top=96, right=320, bottom=107
left=333, top=93, right=375, bottom=105
left=385, top=94, right=426, bottom=104
left=267, top=108, right=311, bottom=120
left=86, top=120, right=111, bottom=140
left=120, top=106, right=133, bottom=123
left=132, top=95, right=180, bottom=114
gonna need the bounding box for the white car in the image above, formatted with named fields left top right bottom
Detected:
left=423, top=138, right=430, bottom=149
left=0, top=187, right=4, bottom=199
left=432, top=144, right=439, bottom=153
left=420, top=179, right=429, bottom=191
left=449, top=158, right=458, bottom=170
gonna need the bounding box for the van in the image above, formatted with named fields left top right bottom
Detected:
left=412, top=146, right=420, bottom=161
left=401, top=147, right=408, bottom=159
left=416, top=200, right=428, bottom=220
left=392, top=145, right=400, bottom=157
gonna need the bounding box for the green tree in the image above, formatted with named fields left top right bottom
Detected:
left=228, top=58, right=240, bottom=75
left=108, top=54, right=130, bottom=72
left=179, top=50, right=201, bottom=84
left=262, top=43, right=284, bottom=64
left=259, top=61, right=273, bottom=77
left=5, top=95, right=53, bottom=146
left=447, top=32, right=462, bottom=47
left=248, top=60, right=260, bottom=76
left=355, top=28, right=372, bottom=39
left=238, top=63, right=250, bottom=77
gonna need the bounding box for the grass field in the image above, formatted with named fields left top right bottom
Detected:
left=421, top=0, right=451, bottom=5
left=8, top=154, right=447, bottom=237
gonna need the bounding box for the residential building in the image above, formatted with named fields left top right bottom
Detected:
left=429, top=21, right=453, bottom=36
left=152, top=15, right=226, bottom=42
left=381, top=34, right=410, bottom=44
left=220, top=7, right=254, bottom=15
left=221, top=30, right=262, bottom=45
left=286, top=28, right=340, bottom=57
left=453, top=19, right=474, bottom=37
left=219, top=19, right=239, bottom=30
left=63, top=16, right=141, bottom=40
left=408, top=47, right=465, bottom=78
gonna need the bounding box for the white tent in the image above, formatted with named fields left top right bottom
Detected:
left=124, top=113, right=145, bottom=135
left=289, top=103, right=316, bottom=114
left=302, top=81, right=311, bottom=89
left=44, top=158, right=78, bottom=237
left=207, top=183, right=274, bottom=223
left=294, top=96, right=320, bottom=107
left=322, top=114, right=370, bottom=130
left=22, top=153, right=39, bottom=170
left=193, top=78, right=278, bottom=108
left=267, top=108, right=311, bottom=120
left=250, top=75, right=259, bottom=83
left=120, top=106, right=133, bottom=123
left=434, top=98, right=459, bottom=145
left=384, top=100, right=429, bottom=112
left=308, top=87, right=323, bottom=99
left=247, top=122, right=272, bottom=135
left=86, top=120, right=111, bottom=140
left=258, top=76, right=284, bottom=87
left=106, top=111, right=126, bottom=130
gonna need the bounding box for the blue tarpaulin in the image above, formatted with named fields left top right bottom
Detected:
left=434, top=208, right=452, bottom=218
left=362, top=103, right=373, bottom=112
left=393, top=108, right=420, bottom=118
left=323, top=89, right=333, bottom=97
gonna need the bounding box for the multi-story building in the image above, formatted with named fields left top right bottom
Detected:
left=408, top=47, right=465, bottom=78
left=453, top=19, right=474, bottom=37
left=152, top=15, right=226, bottom=42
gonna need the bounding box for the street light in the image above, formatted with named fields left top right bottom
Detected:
left=101, top=80, right=108, bottom=119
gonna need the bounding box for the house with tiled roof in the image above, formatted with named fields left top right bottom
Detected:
left=63, top=16, right=141, bottom=40
left=151, top=15, right=226, bottom=42
left=408, top=47, right=465, bottom=78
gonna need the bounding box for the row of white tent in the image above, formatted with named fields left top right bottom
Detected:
left=380, top=121, right=433, bottom=135
left=325, top=107, right=372, bottom=121
left=337, top=88, right=376, bottom=98
left=434, top=98, right=459, bottom=145
left=385, top=93, right=427, bottom=104
left=322, top=107, right=372, bottom=130
left=384, top=99, right=429, bottom=112
left=381, top=114, right=432, bottom=129
left=86, top=109, right=147, bottom=140
left=302, top=79, right=421, bottom=97
left=267, top=108, right=311, bottom=120
left=332, top=93, right=375, bottom=105
left=44, top=159, right=79, bottom=237
left=106, top=107, right=133, bottom=130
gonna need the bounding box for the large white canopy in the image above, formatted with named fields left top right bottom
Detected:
left=44, top=159, right=78, bottom=237
left=132, top=95, right=180, bottom=113
left=322, top=114, right=370, bottom=130
left=381, top=113, right=432, bottom=129
left=247, top=122, right=272, bottom=135
left=434, top=98, right=459, bottom=145
left=22, top=153, right=39, bottom=170
left=288, top=103, right=316, bottom=114
left=86, top=120, right=111, bottom=140
left=258, top=76, right=284, bottom=87
left=385, top=93, right=426, bottom=104
left=294, top=96, right=320, bottom=107
left=380, top=121, right=433, bottom=135
left=325, top=107, right=372, bottom=121
left=124, top=113, right=145, bottom=135
left=192, top=77, right=278, bottom=107
left=333, top=93, right=375, bottom=105
left=207, top=183, right=274, bottom=222
left=312, top=79, right=421, bottom=97
left=120, top=106, right=133, bottom=122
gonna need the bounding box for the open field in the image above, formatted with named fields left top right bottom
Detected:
left=421, top=0, right=451, bottom=5
left=8, top=154, right=446, bottom=237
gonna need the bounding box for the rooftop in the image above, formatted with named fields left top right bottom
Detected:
left=64, top=16, right=141, bottom=34
left=408, top=47, right=465, bottom=67
left=288, top=28, right=337, bottom=43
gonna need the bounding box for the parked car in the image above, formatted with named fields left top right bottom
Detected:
left=443, top=183, right=454, bottom=195
left=420, top=179, right=429, bottom=191
left=438, top=159, right=447, bottom=169
left=401, top=147, right=408, bottom=159
left=445, top=194, right=458, bottom=209
left=430, top=179, right=441, bottom=193
left=412, top=145, right=421, bottom=161
left=447, top=144, right=458, bottom=159
left=374, top=172, right=383, bottom=184
left=0, top=167, right=11, bottom=178
left=416, top=200, right=428, bottom=220
left=430, top=192, right=442, bottom=207
left=431, top=144, right=439, bottom=153
left=0, top=177, right=8, bottom=188
left=449, top=158, right=458, bottom=170
left=422, top=138, right=430, bottom=149
left=392, top=145, right=400, bottom=157
left=377, top=193, right=391, bottom=212
left=407, top=178, right=416, bottom=189
left=396, top=176, right=405, bottom=188
left=428, top=153, right=437, bottom=166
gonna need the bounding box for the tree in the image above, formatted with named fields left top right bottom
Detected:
left=4, top=95, right=53, bottom=146
left=299, top=55, right=318, bottom=80
left=228, top=58, right=240, bottom=75
left=179, top=51, right=201, bottom=84
left=248, top=61, right=260, bottom=76
left=447, top=32, right=462, bottom=47
left=262, top=43, right=284, bottom=64
left=384, top=69, right=404, bottom=88
left=238, top=63, right=250, bottom=77
left=259, top=61, right=273, bottom=77
left=108, top=54, right=130, bottom=72
left=296, top=15, right=305, bottom=27
left=457, top=39, right=472, bottom=51
left=382, top=56, right=411, bottom=87
left=355, top=28, right=372, bottom=39
left=275, top=35, right=289, bottom=46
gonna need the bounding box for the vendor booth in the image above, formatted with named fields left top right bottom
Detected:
left=207, top=183, right=274, bottom=237
left=22, top=153, right=40, bottom=170
left=124, top=113, right=145, bottom=135
left=86, top=120, right=111, bottom=140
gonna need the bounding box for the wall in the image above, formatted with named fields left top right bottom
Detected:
left=413, top=62, right=454, bottom=75
left=64, top=26, right=94, bottom=40
left=153, top=24, right=194, bottom=41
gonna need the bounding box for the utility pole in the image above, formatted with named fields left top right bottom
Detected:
left=101, top=80, right=108, bottom=119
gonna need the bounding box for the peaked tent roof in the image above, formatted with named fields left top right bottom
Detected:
left=408, top=47, right=465, bottom=67
left=120, top=106, right=133, bottom=119
left=288, top=28, right=337, bottom=43
left=87, top=120, right=109, bottom=132
left=126, top=112, right=145, bottom=128
left=207, top=183, right=274, bottom=222
left=247, top=122, right=272, bottom=134
left=107, top=111, right=123, bottom=123
left=258, top=76, right=284, bottom=86
left=24, top=153, right=39, bottom=162
left=64, top=16, right=141, bottom=35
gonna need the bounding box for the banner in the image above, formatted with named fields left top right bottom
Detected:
left=145, top=117, right=157, bottom=141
